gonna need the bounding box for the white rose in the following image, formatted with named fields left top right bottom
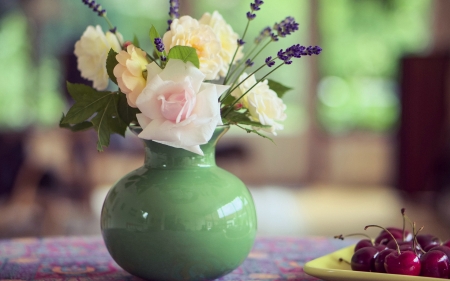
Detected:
left=231, top=73, right=287, bottom=135
left=199, top=11, right=243, bottom=78
left=135, top=59, right=229, bottom=155
left=113, top=45, right=149, bottom=107
left=163, top=16, right=223, bottom=80
left=74, top=25, right=123, bottom=90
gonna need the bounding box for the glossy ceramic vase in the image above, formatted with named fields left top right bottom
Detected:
left=100, top=125, right=257, bottom=281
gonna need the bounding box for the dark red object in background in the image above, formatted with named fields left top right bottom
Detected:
left=398, top=54, right=450, bottom=193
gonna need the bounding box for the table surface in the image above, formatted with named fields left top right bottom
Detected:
left=0, top=235, right=354, bottom=281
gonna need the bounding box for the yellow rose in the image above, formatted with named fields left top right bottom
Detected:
left=74, top=25, right=122, bottom=90
left=163, top=15, right=222, bottom=80
left=199, top=11, right=243, bottom=78
left=232, top=73, right=286, bottom=135
left=113, top=45, right=149, bottom=108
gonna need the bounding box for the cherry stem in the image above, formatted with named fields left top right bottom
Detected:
left=365, top=225, right=401, bottom=255
left=334, top=233, right=373, bottom=245
left=401, top=208, right=406, bottom=241
left=402, top=210, right=426, bottom=254
left=413, top=224, right=426, bottom=255
left=338, top=257, right=351, bottom=265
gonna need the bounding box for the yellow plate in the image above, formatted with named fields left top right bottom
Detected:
left=304, top=245, right=440, bottom=281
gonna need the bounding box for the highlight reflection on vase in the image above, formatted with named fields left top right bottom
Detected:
left=100, top=126, right=257, bottom=281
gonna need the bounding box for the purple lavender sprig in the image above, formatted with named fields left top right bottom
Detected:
left=247, top=0, right=263, bottom=20
left=154, top=38, right=167, bottom=63
left=255, top=27, right=272, bottom=44
left=274, top=17, right=299, bottom=38
left=246, top=12, right=256, bottom=21
left=224, top=0, right=263, bottom=85
left=245, top=59, right=254, bottom=67
left=81, top=0, right=120, bottom=43
left=154, top=38, right=165, bottom=53
left=168, top=0, right=180, bottom=19
left=82, top=0, right=106, bottom=17
left=265, top=57, right=275, bottom=67
left=268, top=16, right=299, bottom=42
left=167, top=0, right=180, bottom=29
left=276, top=44, right=322, bottom=65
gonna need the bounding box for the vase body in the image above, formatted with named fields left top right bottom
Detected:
left=100, top=126, right=257, bottom=281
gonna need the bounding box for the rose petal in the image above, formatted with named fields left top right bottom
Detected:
left=146, top=62, right=163, bottom=82
left=138, top=119, right=180, bottom=143
left=126, top=59, right=143, bottom=77
left=136, top=113, right=151, bottom=128
left=136, top=75, right=166, bottom=120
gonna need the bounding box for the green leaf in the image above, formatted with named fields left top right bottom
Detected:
left=59, top=114, right=93, bottom=132
left=91, top=93, right=127, bottom=151
left=167, top=46, right=199, bottom=68
left=221, top=94, right=236, bottom=106
left=133, top=35, right=140, bottom=47
left=60, top=121, right=94, bottom=132
left=117, top=92, right=141, bottom=125
left=224, top=111, right=271, bottom=128
left=106, top=49, right=119, bottom=85
left=149, top=25, right=166, bottom=59
left=267, top=79, right=292, bottom=98
left=61, top=83, right=127, bottom=151
left=62, top=82, right=112, bottom=124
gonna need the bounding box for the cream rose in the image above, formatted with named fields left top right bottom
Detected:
left=135, top=59, right=229, bottom=155
left=163, top=16, right=223, bottom=80
left=74, top=25, right=122, bottom=90
left=113, top=45, right=149, bottom=107
left=199, top=11, right=243, bottom=77
left=232, top=73, right=287, bottom=135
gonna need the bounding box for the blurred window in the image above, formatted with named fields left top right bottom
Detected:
left=317, top=0, right=433, bottom=134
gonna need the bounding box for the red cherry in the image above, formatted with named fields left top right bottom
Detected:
left=427, top=245, right=450, bottom=259
left=351, top=246, right=380, bottom=272
left=420, top=250, right=450, bottom=278
left=354, top=239, right=374, bottom=252
left=374, top=244, right=388, bottom=252
left=374, top=249, right=395, bottom=273
left=416, top=234, right=440, bottom=250
left=375, top=228, right=409, bottom=245
left=384, top=250, right=421, bottom=276
left=386, top=239, right=412, bottom=250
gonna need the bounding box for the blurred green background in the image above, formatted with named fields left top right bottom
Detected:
left=0, top=0, right=432, bottom=134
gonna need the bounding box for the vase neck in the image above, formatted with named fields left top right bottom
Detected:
left=140, top=126, right=229, bottom=168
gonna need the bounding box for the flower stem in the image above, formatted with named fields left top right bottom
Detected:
left=252, top=40, right=272, bottom=61
left=147, top=54, right=160, bottom=68
left=102, top=16, right=124, bottom=46
left=226, top=41, right=260, bottom=84
left=224, top=56, right=278, bottom=100
left=223, top=19, right=251, bottom=85
left=220, top=62, right=266, bottom=103
left=103, top=16, right=114, bottom=30
left=225, top=39, right=273, bottom=96
left=223, top=62, right=285, bottom=118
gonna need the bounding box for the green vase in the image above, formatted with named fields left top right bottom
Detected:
left=100, top=125, right=257, bottom=280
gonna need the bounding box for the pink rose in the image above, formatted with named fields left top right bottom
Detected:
left=135, top=59, right=229, bottom=155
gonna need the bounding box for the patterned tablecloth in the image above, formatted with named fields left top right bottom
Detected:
left=0, top=236, right=354, bottom=281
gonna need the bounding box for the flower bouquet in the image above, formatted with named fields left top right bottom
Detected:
left=59, top=0, right=321, bottom=155
left=59, top=1, right=321, bottom=280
